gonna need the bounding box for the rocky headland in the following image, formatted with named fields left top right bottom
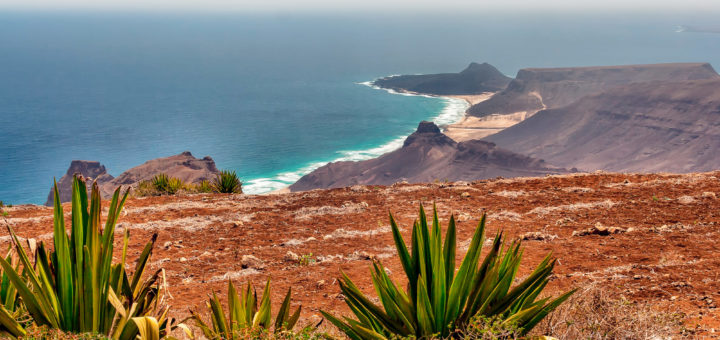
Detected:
left=290, top=121, right=566, bottom=191
left=46, top=151, right=219, bottom=205
left=372, top=62, right=511, bottom=95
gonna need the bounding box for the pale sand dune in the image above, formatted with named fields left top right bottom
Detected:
left=445, top=93, right=541, bottom=142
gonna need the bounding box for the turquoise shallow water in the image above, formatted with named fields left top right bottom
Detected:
left=1, top=11, right=719, bottom=204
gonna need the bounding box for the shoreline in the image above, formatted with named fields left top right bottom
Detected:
left=250, top=80, right=472, bottom=195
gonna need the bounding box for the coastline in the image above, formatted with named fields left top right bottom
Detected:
left=248, top=80, right=471, bottom=195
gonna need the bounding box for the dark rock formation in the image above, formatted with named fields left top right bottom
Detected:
left=484, top=79, right=720, bottom=172
left=47, top=152, right=220, bottom=205
left=469, top=63, right=719, bottom=117
left=372, top=62, right=511, bottom=95
left=45, top=160, right=114, bottom=206
left=290, top=122, right=565, bottom=191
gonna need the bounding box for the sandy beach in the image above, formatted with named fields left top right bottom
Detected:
left=444, top=93, right=535, bottom=142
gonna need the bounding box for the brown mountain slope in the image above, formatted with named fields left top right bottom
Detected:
left=290, top=121, right=566, bottom=191
left=468, top=62, right=719, bottom=117
left=4, top=172, right=720, bottom=335
left=485, top=79, right=720, bottom=172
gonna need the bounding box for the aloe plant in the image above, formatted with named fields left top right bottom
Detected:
left=322, top=205, right=575, bottom=339
left=191, top=278, right=301, bottom=339
left=212, top=170, right=242, bottom=194
left=0, top=176, right=176, bottom=339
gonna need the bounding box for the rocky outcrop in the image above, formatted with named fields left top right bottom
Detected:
left=469, top=63, right=719, bottom=117
left=484, top=79, right=720, bottom=172
left=47, top=152, right=220, bottom=204
left=100, top=151, right=219, bottom=197
left=45, top=160, right=114, bottom=206
left=290, top=121, right=565, bottom=191
left=372, top=62, right=511, bottom=95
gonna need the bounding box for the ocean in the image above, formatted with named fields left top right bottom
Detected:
left=1, top=11, right=719, bottom=204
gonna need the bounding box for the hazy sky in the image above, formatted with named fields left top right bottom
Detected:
left=2, top=0, right=719, bottom=12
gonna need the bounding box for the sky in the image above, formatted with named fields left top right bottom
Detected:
left=1, top=0, right=719, bottom=12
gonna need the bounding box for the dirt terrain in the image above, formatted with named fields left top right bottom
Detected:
left=3, top=172, right=720, bottom=336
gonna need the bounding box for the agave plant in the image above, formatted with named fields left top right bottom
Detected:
left=0, top=175, right=177, bottom=339
left=0, top=249, right=27, bottom=338
left=212, top=170, right=242, bottom=194
left=191, top=278, right=301, bottom=339
left=322, top=205, right=575, bottom=339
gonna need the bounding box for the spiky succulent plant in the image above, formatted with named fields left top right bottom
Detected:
left=0, top=176, right=182, bottom=339
left=322, top=205, right=575, bottom=339
left=191, top=278, right=301, bottom=339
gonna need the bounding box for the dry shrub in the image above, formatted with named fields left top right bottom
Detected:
left=532, top=285, right=687, bottom=339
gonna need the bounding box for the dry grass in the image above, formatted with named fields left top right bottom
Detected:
left=533, top=285, right=689, bottom=339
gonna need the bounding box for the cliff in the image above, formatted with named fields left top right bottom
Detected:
left=372, top=62, right=511, bottom=95
left=468, top=63, right=719, bottom=117
left=485, top=79, right=720, bottom=172
left=45, top=160, right=114, bottom=206
left=290, top=121, right=565, bottom=191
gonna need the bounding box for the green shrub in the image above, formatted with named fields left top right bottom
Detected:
left=212, top=170, right=242, bottom=194
left=191, top=279, right=301, bottom=339
left=150, top=173, right=185, bottom=195
left=322, top=204, right=575, bottom=339
left=151, top=173, right=171, bottom=192
left=167, top=177, right=184, bottom=194
left=195, top=180, right=214, bottom=193
left=134, top=180, right=159, bottom=197
left=0, top=176, right=181, bottom=339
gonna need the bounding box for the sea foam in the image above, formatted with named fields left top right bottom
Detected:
left=242, top=79, right=469, bottom=194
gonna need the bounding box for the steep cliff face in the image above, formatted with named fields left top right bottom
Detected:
left=469, top=63, right=719, bottom=117
left=290, top=121, right=565, bottom=191
left=485, top=79, right=720, bottom=172
left=45, top=160, right=114, bottom=206
left=47, top=152, right=220, bottom=204
left=372, top=62, right=511, bottom=95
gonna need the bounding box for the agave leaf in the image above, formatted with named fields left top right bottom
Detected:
left=443, top=215, right=456, bottom=289
left=275, top=287, right=292, bottom=331
left=320, top=311, right=364, bottom=340
left=416, top=277, right=435, bottom=335
left=252, top=278, right=272, bottom=328
left=208, top=292, right=229, bottom=338
left=445, top=215, right=486, bottom=323
left=286, top=305, right=302, bottom=330
left=0, top=226, right=57, bottom=328
left=389, top=212, right=414, bottom=292
left=0, top=304, right=25, bottom=338
left=227, top=280, right=244, bottom=331
left=519, top=289, right=577, bottom=335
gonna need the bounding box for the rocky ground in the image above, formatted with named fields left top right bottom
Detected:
left=3, top=171, right=720, bottom=337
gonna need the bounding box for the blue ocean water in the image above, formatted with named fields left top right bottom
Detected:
left=1, top=11, right=719, bottom=204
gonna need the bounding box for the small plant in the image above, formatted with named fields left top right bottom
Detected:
left=298, top=253, right=315, bottom=266
left=167, top=177, right=184, bottom=194
left=191, top=279, right=301, bottom=339
left=151, top=173, right=172, bottom=193
left=135, top=180, right=159, bottom=197
left=212, top=170, right=242, bottom=194
left=322, top=204, right=575, bottom=339
left=0, top=201, right=7, bottom=217
left=195, top=180, right=214, bottom=193
left=151, top=173, right=185, bottom=195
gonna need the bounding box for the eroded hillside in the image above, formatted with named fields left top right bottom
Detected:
left=3, top=172, right=720, bottom=336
